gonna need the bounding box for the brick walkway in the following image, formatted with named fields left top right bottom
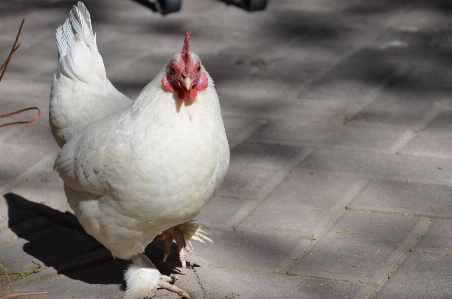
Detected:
left=1, top=0, right=452, bottom=298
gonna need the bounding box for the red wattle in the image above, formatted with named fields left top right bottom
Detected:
left=177, top=89, right=185, bottom=100
left=189, top=88, right=197, bottom=99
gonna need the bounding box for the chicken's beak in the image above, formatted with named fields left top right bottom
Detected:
left=182, top=77, right=192, bottom=91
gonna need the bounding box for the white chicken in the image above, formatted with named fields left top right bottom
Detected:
left=49, top=2, right=229, bottom=298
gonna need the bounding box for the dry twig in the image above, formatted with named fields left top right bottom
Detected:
left=0, top=293, right=48, bottom=299
left=0, top=18, right=41, bottom=128
left=0, top=18, right=24, bottom=81
left=0, top=107, right=40, bottom=128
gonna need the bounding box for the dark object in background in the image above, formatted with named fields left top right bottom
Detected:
left=132, top=0, right=181, bottom=15
left=230, top=0, right=268, bottom=11
left=133, top=0, right=267, bottom=15
left=155, top=0, right=182, bottom=15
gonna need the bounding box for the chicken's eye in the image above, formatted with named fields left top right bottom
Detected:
left=197, top=65, right=201, bottom=72
left=169, top=65, right=175, bottom=73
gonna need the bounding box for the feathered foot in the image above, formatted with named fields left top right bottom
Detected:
left=123, top=253, right=190, bottom=299
left=159, top=275, right=190, bottom=298
left=157, top=221, right=212, bottom=268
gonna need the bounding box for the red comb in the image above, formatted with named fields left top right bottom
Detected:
left=182, top=30, right=191, bottom=69
left=183, top=30, right=191, bottom=54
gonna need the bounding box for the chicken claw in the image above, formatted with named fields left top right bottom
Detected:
left=159, top=275, right=191, bottom=299
left=157, top=226, right=195, bottom=268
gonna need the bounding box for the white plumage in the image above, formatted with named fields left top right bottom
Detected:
left=49, top=2, right=229, bottom=298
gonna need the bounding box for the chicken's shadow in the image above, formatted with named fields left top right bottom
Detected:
left=4, top=193, right=190, bottom=289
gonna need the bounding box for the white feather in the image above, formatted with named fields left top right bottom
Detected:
left=123, top=254, right=160, bottom=299
left=50, top=1, right=131, bottom=147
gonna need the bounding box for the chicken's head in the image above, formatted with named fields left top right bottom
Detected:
left=162, top=30, right=208, bottom=100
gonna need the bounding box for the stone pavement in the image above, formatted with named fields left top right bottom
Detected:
left=1, top=0, right=452, bottom=298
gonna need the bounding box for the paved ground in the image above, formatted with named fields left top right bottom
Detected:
left=1, top=0, right=452, bottom=298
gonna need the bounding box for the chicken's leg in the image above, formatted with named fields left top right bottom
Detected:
left=124, top=253, right=190, bottom=299
left=157, top=226, right=195, bottom=268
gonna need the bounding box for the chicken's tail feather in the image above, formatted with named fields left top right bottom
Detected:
left=176, top=221, right=213, bottom=243
left=56, top=2, right=94, bottom=57
left=55, top=1, right=106, bottom=83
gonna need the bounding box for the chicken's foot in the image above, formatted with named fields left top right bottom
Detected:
left=159, top=275, right=190, bottom=299
left=157, top=226, right=195, bottom=268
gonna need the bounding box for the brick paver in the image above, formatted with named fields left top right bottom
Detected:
left=1, top=0, right=452, bottom=298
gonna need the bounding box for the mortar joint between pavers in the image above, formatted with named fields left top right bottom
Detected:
left=229, top=119, right=269, bottom=150
left=279, top=179, right=370, bottom=275
left=296, top=45, right=364, bottom=98
left=411, top=248, right=452, bottom=257
left=257, top=148, right=314, bottom=200
left=0, top=154, right=55, bottom=196
left=288, top=272, right=380, bottom=289
left=346, top=206, right=452, bottom=221
left=346, top=63, right=410, bottom=123
left=311, top=179, right=370, bottom=241
left=228, top=148, right=314, bottom=229
left=369, top=218, right=434, bottom=297
left=390, top=100, right=452, bottom=154
left=0, top=125, right=24, bottom=144
left=190, top=266, right=207, bottom=299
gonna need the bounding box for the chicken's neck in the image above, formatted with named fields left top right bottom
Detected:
left=128, top=67, right=213, bottom=125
